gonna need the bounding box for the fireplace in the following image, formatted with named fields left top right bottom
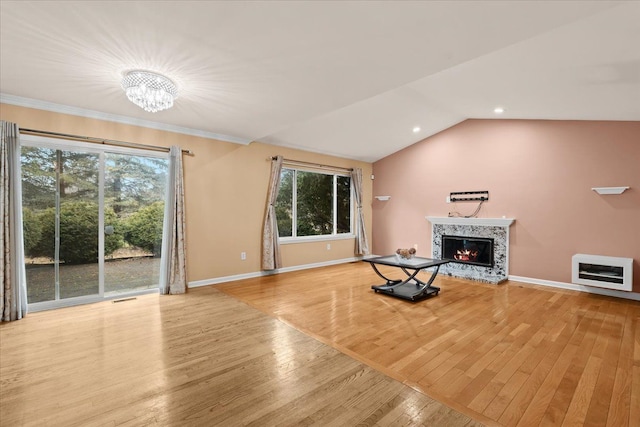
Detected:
left=427, top=217, right=514, bottom=284
left=442, top=235, right=494, bottom=267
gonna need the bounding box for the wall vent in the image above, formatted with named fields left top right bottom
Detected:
left=572, top=254, right=633, bottom=292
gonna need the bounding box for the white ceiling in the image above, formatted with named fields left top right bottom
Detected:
left=1, top=1, right=639, bottom=162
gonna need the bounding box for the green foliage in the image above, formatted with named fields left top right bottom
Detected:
left=296, top=171, right=333, bottom=236
left=31, top=202, right=123, bottom=264
left=104, top=209, right=124, bottom=256
left=22, top=207, right=42, bottom=256
left=105, top=154, right=168, bottom=216
left=20, top=146, right=167, bottom=263
left=275, top=169, right=352, bottom=237
left=21, top=146, right=167, bottom=216
left=276, top=169, right=293, bottom=237
left=123, top=201, right=165, bottom=256
left=21, top=147, right=99, bottom=210
left=336, top=175, right=351, bottom=234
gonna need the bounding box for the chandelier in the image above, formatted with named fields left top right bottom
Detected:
left=121, top=70, right=178, bottom=113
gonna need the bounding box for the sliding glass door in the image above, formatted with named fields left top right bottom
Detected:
left=21, top=146, right=101, bottom=303
left=21, top=136, right=168, bottom=309
left=103, top=153, right=168, bottom=295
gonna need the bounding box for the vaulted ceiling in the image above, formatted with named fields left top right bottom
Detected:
left=1, top=1, right=638, bottom=162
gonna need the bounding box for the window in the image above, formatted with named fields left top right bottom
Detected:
left=276, top=168, right=352, bottom=239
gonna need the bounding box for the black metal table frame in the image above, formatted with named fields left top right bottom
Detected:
left=364, top=256, right=450, bottom=301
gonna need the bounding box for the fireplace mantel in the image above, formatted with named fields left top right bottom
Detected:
left=426, top=216, right=515, bottom=227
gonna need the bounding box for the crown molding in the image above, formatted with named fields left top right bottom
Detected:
left=0, top=93, right=252, bottom=145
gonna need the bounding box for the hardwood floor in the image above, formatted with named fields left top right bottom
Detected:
left=0, top=284, right=481, bottom=426
left=215, top=261, right=640, bottom=426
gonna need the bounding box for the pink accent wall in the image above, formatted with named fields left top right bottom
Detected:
left=372, top=119, right=640, bottom=291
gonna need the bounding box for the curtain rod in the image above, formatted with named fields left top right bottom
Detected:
left=19, top=128, right=194, bottom=155
left=272, top=156, right=353, bottom=172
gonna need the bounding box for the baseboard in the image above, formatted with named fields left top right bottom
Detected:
left=508, top=275, right=640, bottom=301
left=189, top=264, right=640, bottom=301
left=189, top=256, right=370, bottom=288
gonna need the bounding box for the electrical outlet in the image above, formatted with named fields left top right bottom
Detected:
left=446, top=196, right=451, bottom=203
left=326, top=243, right=331, bottom=250
left=240, top=252, right=246, bottom=260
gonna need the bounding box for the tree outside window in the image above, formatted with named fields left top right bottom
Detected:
left=276, top=168, right=351, bottom=238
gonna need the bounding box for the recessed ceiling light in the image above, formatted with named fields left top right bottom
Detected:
left=494, top=107, right=505, bottom=114
left=412, top=126, right=421, bottom=133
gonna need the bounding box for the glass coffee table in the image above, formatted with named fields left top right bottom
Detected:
left=363, top=255, right=450, bottom=301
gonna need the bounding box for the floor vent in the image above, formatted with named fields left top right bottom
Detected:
left=112, top=297, right=137, bottom=303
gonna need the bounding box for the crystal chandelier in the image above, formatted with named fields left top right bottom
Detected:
left=121, top=70, right=178, bottom=113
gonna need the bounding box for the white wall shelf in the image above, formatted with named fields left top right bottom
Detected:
left=374, top=196, right=391, bottom=201
left=592, top=186, right=629, bottom=195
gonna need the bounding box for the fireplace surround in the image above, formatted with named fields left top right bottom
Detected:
left=427, top=217, right=515, bottom=284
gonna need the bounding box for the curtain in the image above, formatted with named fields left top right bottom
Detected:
left=0, top=121, right=28, bottom=321
left=159, top=146, right=187, bottom=294
left=261, top=155, right=283, bottom=270
left=351, top=168, right=370, bottom=256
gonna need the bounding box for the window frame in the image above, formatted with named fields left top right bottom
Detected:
left=277, top=166, right=354, bottom=244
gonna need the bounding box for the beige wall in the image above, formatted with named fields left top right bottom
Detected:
left=372, top=119, right=640, bottom=291
left=1, top=104, right=373, bottom=283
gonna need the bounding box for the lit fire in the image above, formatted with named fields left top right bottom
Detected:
left=454, top=249, right=479, bottom=261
